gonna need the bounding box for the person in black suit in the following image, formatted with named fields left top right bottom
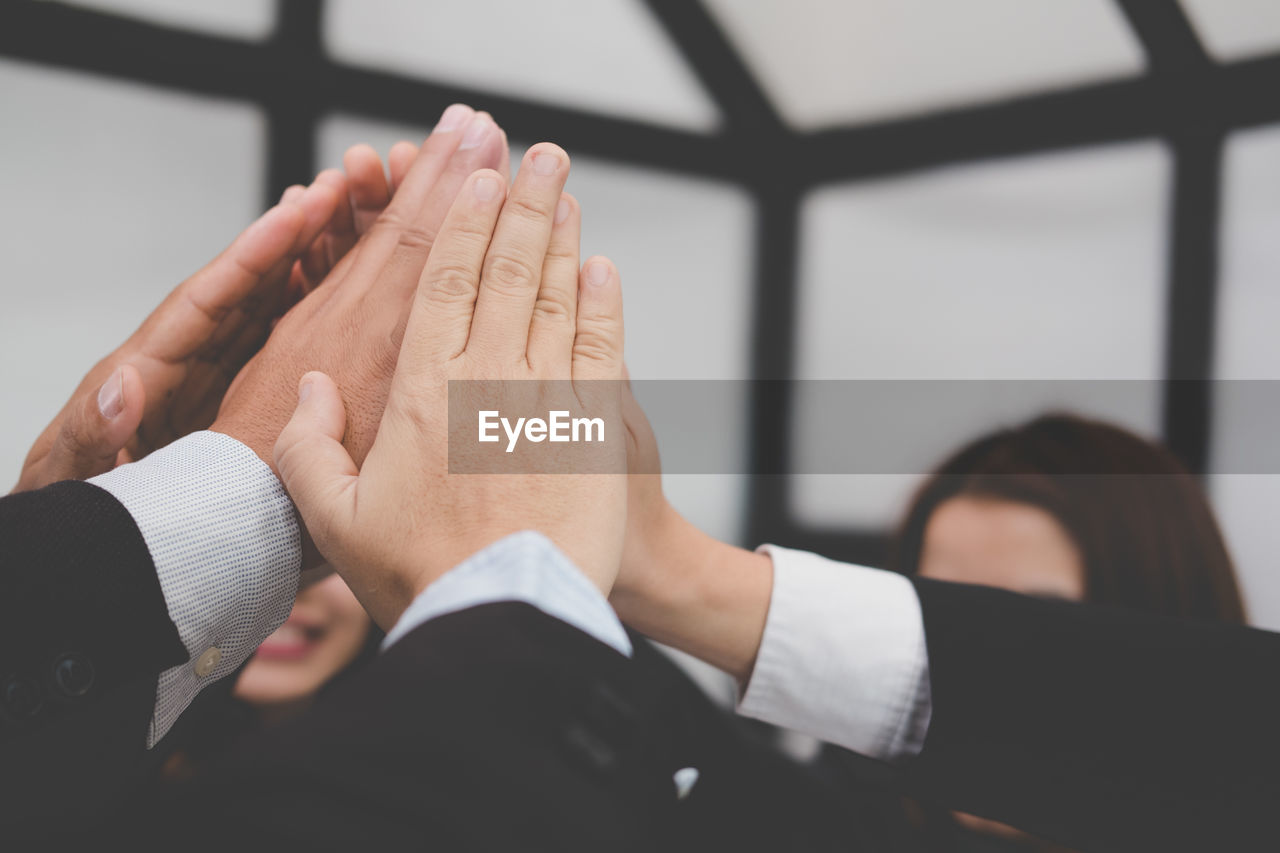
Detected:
left=2, top=138, right=400, bottom=827
left=614, top=391, right=1280, bottom=852
left=2, top=104, right=518, bottom=829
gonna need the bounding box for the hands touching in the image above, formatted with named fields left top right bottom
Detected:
left=211, top=106, right=508, bottom=475
left=15, top=95, right=757, bottom=678
left=11, top=140, right=426, bottom=493
left=14, top=105, right=506, bottom=495
left=274, top=144, right=628, bottom=630
left=12, top=168, right=348, bottom=492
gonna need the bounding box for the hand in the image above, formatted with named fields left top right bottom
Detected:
left=610, top=382, right=773, bottom=683
left=210, top=105, right=509, bottom=476
left=11, top=147, right=394, bottom=493
left=273, top=144, right=628, bottom=630
left=13, top=176, right=342, bottom=492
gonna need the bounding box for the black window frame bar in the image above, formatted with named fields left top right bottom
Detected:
left=4, top=0, right=1279, bottom=566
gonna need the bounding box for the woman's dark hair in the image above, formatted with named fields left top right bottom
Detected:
left=891, top=413, right=1246, bottom=624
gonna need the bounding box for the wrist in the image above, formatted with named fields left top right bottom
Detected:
left=208, top=415, right=330, bottom=571
left=209, top=415, right=277, bottom=473
left=612, top=507, right=772, bottom=683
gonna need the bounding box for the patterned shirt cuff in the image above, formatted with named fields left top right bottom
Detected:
left=90, top=431, right=300, bottom=747
left=737, top=545, right=931, bottom=762
left=384, top=531, right=632, bottom=658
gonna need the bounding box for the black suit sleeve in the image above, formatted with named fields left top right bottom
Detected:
left=906, top=577, right=1280, bottom=852
left=141, top=603, right=708, bottom=851
left=0, top=480, right=187, bottom=828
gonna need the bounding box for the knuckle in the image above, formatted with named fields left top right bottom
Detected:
left=426, top=260, right=479, bottom=303
left=503, top=193, right=550, bottom=225
left=446, top=217, right=500, bottom=253
left=370, top=208, right=410, bottom=234
left=370, top=209, right=438, bottom=254
left=573, top=324, right=621, bottom=366
left=531, top=291, right=575, bottom=325
left=485, top=252, right=539, bottom=293
left=543, top=241, right=578, bottom=266
left=394, top=224, right=437, bottom=253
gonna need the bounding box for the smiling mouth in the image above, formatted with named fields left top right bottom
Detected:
left=254, top=621, right=325, bottom=661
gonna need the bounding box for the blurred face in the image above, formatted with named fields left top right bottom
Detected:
left=918, top=496, right=1086, bottom=601
left=234, top=572, right=372, bottom=707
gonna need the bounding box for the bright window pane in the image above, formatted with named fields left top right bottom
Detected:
left=0, top=59, right=265, bottom=485
left=789, top=141, right=1171, bottom=527
left=704, top=0, right=1144, bottom=128
left=49, top=0, right=275, bottom=40
left=1208, top=124, right=1280, bottom=630
left=1180, top=0, right=1280, bottom=62
left=323, top=0, right=719, bottom=131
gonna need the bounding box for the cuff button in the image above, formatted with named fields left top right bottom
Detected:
left=2, top=676, right=43, bottom=720
left=53, top=654, right=95, bottom=698
left=193, top=647, right=222, bottom=678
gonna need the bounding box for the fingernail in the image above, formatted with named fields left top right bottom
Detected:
left=98, top=369, right=124, bottom=420
left=280, top=184, right=305, bottom=205
left=435, top=103, right=471, bottom=133
left=586, top=262, right=610, bottom=287
left=473, top=175, right=500, bottom=202
left=299, top=378, right=313, bottom=403
left=459, top=114, right=494, bottom=150
left=532, top=152, right=560, bottom=176
left=555, top=198, right=571, bottom=225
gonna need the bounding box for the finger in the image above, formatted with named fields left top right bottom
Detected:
left=314, top=168, right=356, bottom=264
left=343, top=143, right=390, bottom=235
left=377, top=111, right=504, bottom=281
left=467, top=143, right=570, bottom=362
left=46, top=366, right=145, bottom=482
left=337, top=111, right=506, bottom=315
left=400, top=169, right=506, bottom=368
left=388, top=110, right=504, bottom=257
left=526, top=193, right=580, bottom=373
left=160, top=178, right=340, bottom=352
left=274, top=372, right=359, bottom=557
left=496, top=127, right=512, bottom=183
left=572, top=257, right=624, bottom=382
left=280, top=184, right=306, bottom=206
left=283, top=178, right=343, bottom=257
left=380, top=103, right=475, bottom=223
left=387, top=141, right=418, bottom=197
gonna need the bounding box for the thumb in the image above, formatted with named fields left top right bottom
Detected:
left=274, top=371, right=359, bottom=556
left=47, top=365, right=145, bottom=483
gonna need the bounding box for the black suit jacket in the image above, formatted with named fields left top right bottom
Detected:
left=124, top=604, right=870, bottom=851
left=6, top=478, right=1279, bottom=850
left=1, top=482, right=866, bottom=850
left=0, top=480, right=187, bottom=828
left=904, top=577, right=1280, bottom=852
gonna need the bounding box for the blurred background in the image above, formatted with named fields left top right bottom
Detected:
left=2, top=0, right=1279, bottom=642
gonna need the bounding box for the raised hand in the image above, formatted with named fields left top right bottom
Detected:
left=610, top=380, right=773, bottom=683
left=210, top=106, right=509, bottom=482
left=12, top=174, right=340, bottom=492
left=12, top=145, right=398, bottom=493
left=273, top=144, right=628, bottom=630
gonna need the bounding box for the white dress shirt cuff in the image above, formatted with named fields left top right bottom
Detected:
left=737, top=545, right=931, bottom=762
left=384, top=531, right=632, bottom=658
left=89, top=431, right=300, bottom=747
